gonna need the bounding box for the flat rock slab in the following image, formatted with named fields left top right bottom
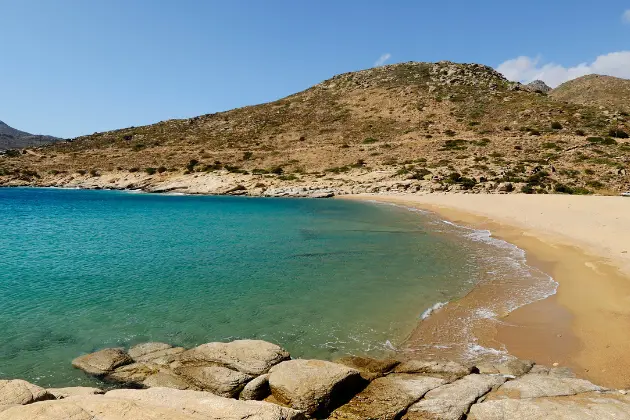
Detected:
left=105, top=362, right=162, bottom=386
left=128, top=342, right=185, bottom=364
left=404, top=374, right=506, bottom=420
left=330, top=374, right=446, bottom=420
left=468, top=394, right=630, bottom=420
left=72, top=348, right=133, bottom=375
left=179, top=340, right=290, bottom=375
left=490, top=374, right=605, bottom=399
left=128, top=342, right=172, bottom=359
left=269, top=359, right=364, bottom=417
left=47, top=387, right=104, bottom=399
left=175, top=365, right=253, bottom=398
left=334, top=356, right=399, bottom=381
left=0, top=379, right=54, bottom=407
left=476, top=359, right=534, bottom=377
left=143, top=372, right=191, bottom=390
left=0, top=388, right=306, bottom=420
left=393, top=360, right=472, bottom=381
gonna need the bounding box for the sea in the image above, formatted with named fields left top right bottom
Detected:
left=0, top=188, right=555, bottom=387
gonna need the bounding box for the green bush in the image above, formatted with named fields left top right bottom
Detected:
left=410, top=168, right=432, bottom=179
left=129, top=167, right=139, bottom=173
left=243, top=151, right=253, bottom=160
left=157, top=166, right=167, bottom=173
left=89, top=169, right=100, bottom=177
left=608, top=129, right=629, bottom=139
left=575, top=129, right=586, bottom=136
left=587, top=137, right=617, bottom=145
left=551, top=121, right=563, bottom=130
left=444, top=129, right=457, bottom=137
left=441, top=139, right=467, bottom=150
left=278, top=174, right=297, bottom=181
left=4, top=149, right=21, bottom=157
left=270, top=166, right=284, bottom=175
left=362, top=137, right=378, bottom=144
left=145, top=167, right=157, bottom=175
left=521, top=184, right=534, bottom=194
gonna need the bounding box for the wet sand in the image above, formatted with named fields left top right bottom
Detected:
left=344, top=193, right=630, bottom=389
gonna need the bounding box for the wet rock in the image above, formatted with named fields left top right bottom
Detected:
left=175, top=365, right=253, bottom=398
left=393, top=360, right=473, bottom=381
left=240, top=374, right=270, bottom=401
left=468, top=393, right=630, bottom=420
left=268, top=359, right=364, bottom=417
left=178, top=340, right=290, bottom=376
left=334, top=356, right=399, bottom=381
left=128, top=342, right=185, bottom=365
left=529, top=364, right=576, bottom=378
left=47, top=387, right=104, bottom=399
left=477, top=358, right=534, bottom=377
left=72, top=348, right=133, bottom=376
left=129, top=343, right=173, bottom=360
left=105, top=362, right=162, bottom=386
left=404, top=374, right=506, bottom=420
left=0, top=379, right=54, bottom=410
left=330, top=374, right=445, bottom=420
left=491, top=374, right=605, bottom=399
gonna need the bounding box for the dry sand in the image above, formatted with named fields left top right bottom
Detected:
left=344, top=193, right=630, bottom=388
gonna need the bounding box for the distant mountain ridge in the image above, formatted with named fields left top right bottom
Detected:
left=0, top=120, right=61, bottom=150
left=550, top=75, right=630, bottom=113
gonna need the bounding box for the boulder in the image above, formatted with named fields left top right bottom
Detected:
left=393, top=360, right=472, bottom=381
left=468, top=393, right=630, bottom=420
left=476, top=359, right=533, bottom=377
left=404, top=374, right=506, bottom=420
left=72, top=348, right=133, bottom=375
left=0, top=388, right=307, bottom=420
left=330, top=374, right=446, bottom=420
left=47, top=387, right=104, bottom=399
left=334, top=356, right=399, bottom=381
left=175, top=365, right=253, bottom=398
left=240, top=374, right=270, bottom=401
left=143, top=372, right=191, bottom=390
left=0, top=379, right=54, bottom=410
left=104, top=362, right=163, bottom=386
left=490, top=374, right=605, bottom=399
left=178, top=340, right=290, bottom=375
left=128, top=342, right=185, bottom=364
left=268, top=359, right=364, bottom=417
left=528, top=365, right=575, bottom=378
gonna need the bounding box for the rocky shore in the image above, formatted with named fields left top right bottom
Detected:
left=2, top=339, right=630, bottom=419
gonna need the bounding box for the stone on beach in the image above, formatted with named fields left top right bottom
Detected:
left=330, top=374, right=446, bottom=420
left=334, top=356, right=400, bottom=381
left=71, top=348, right=133, bottom=376
left=404, top=374, right=506, bottom=420
left=393, top=359, right=473, bottom=381
left=268, top=359, right=364, bottom=416
left=47, top=387, right=104, bottom=399
left=178, top=340, right=290, bottom=375
left=490, top=373, right=605, bottom=399
left=476, top=358, right=534, bottom=377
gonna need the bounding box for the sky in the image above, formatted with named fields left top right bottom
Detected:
left=1, top=0, right=629, bottom=138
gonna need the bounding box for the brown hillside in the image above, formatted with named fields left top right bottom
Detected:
left=1, top=61, right=629, bottom=194
left=551, top=74, right=630, bottom=114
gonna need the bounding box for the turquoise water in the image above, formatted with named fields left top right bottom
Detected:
left=0, top=188, right=552, bottom=387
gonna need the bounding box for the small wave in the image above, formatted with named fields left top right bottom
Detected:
left=420, top=301, right=448, bottom=320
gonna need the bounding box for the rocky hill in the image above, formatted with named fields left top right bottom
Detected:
left=0, top=120, right=61, bottom=150
left=551, top=74, right=630, bottom=114
left=1, top=61, right=629, bottom=195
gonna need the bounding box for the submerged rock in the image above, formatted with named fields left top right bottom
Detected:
left=268, top=359, right=364, bottom=417
left=72, top=348, right=133, bottom=376
left=178, top=340, right=290, bottom=376
left=330, top=374, right=445, bottom=420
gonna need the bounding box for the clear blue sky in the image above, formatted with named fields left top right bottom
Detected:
left=1, top=0, right=629, bottom=138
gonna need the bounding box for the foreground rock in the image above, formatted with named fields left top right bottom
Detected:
left=47, top=387, right=104, bottom=399
left=0, top=387, right=306, bottom=420
left=330, top=374, right=446, bottom=420
left=0, top=379, right=54, bottom=411
left=128, top=342, right=185, bottom=364
left=239, top=374, right=270, bottom=401
left=178, top=339, right=290, bottom=375
left=72, top=348, right=132, bottom=376
left=268, top=359, right=364, bottom=417
left=490, top=373, right=605, bottom=399
left=174, top=365, right=253, bottom=398
left=404, top=374, right=506, bottom=420
left=334, top=356, right=399, bottom=381
left=393, top=359, right=473, bottom=381
left=468, top=393, right=630, bottom=420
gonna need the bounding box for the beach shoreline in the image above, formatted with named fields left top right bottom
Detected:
left=343, top=193, right=630, bottom=389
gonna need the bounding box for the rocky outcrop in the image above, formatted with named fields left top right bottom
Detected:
left=71, top=348, right=133, bottom=376
left=268, top=359, right=364, bottom=417
left=11, top=339, right=630, bottom=419
left=330, top=375, right=446, bottom=419
left=404, top=374, right=506, bottom=420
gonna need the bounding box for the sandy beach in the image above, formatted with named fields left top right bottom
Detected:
left=344, top=193, right=630, bottom=389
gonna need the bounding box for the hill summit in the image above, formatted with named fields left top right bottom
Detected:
left=1, top=61, right=629, bottom=195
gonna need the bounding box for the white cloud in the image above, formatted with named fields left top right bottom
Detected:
left=623, top=9, right=630, bottom=23
left=374, top=53, right=391, bottom=67
left=496, top=51, right=630, bottom=88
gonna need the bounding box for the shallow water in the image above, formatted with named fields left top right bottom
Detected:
left=0, top=188, right=553, bottom=387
